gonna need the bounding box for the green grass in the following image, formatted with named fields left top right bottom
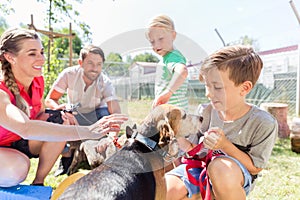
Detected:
left=24, top=100, right=300, bottom=199
left=248, top=139, right=300, bottom=200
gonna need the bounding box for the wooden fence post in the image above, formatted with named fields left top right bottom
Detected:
left=260, top=103, right=290, bottom=138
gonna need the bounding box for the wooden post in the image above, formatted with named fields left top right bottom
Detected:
left=260, top=103, right=290, bottom=138
left=47, top=27, right=53, bottom=72
left=290, top=117, right=300, bottom=153
left=289, top=0, right=300, bottom=116
left=69, top=23, right=73, bottom=66
left=28, top=15, right=76, bottom=69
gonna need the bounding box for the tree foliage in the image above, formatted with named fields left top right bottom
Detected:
left=40, top=27, right=82, bottom=96
left=0, top=0, right=92, bottom=42
left=103, top=52, right=160, bottom=77
left=53, top=27, right=82, bottom=57
left=106, top=52, right=123, bottom=62
left=0, top=0, right=90, bottom=99
left=37, top=0, right=91, bottom=42
left=42, top=41, right=66, bottom=97
left=229, top=35, right=260, bottom=51
left=132, top=52, right=159, bottom=63
left=104, top=52, right=129, bottom=77
left=0, top=0, right=14, bottom=15
left=0, top=17, right=9, bottom=35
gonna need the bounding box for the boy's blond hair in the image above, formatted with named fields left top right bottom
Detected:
left=147, top=14, right=175, bottom=31
left=199, top=45, right=263, bottom=86
left=146, top=15, right=176, bottom=41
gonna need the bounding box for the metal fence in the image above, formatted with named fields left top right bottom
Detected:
left=111, top=71, right=297, bottom=116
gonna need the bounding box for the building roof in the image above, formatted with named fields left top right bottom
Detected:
left=130, top=62, right=158, bottom=74
left=129, top=61, right=158, bottom=69
left=259, top=45, right=298, bottom=56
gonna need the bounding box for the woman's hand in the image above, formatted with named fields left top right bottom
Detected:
left=36, top=112, right=50, bottom=121
left=89, top=114, right=128, bottom=137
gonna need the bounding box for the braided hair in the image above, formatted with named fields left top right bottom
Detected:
left=0, top=27, right=40, bottom=116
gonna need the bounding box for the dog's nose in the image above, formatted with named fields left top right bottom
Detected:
left=199, top=116, right=203, bottom=123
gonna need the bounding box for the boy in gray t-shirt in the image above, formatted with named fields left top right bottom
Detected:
left=165, top=45, right=278, bottom=200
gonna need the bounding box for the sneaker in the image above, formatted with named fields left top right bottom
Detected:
left=54, top=156, right=73, bottom=177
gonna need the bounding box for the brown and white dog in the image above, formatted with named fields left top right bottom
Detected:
left=67, top=136, right=123, bottom=175
left=58, top=104, right=202, bottom=200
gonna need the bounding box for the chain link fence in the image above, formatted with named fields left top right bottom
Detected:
left=108, top=65, right=297, bottom=116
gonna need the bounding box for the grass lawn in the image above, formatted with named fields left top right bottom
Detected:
left=248, top=139, right=300, bottom=200
left=23, top=100, right=300, bottom=199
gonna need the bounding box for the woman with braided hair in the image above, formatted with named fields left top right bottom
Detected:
left=0, top=27, right=128, bottom=187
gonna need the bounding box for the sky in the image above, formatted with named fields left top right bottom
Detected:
left=2, top=0, right=300, bottom=63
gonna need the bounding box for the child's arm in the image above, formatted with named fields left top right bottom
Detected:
left=152, top=63, right=188, bottom=108
left=204, top=127, right=262, bottom=175
left=176, top=137, right=195, bottom=152
left=167, top=63, right=188, bottom=93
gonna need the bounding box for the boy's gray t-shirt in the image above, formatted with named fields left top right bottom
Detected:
left=193, top=104, right=278, bottom=169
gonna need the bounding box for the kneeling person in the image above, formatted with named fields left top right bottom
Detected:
left=45, top=45, right=121, bottom=176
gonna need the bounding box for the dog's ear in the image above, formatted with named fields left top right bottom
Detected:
left=166, top=108, right=181, bottom=134
left=158, top=119, right=174, bottom=146
left=132, top=124, right=137, bottom=130
left=125, top=126, right=134, bottom=138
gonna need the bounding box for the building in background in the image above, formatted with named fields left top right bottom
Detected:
left=259, top=45, right=298, bottom=88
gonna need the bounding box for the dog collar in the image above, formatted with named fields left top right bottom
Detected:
left=132, top=132, right=157, bottom=149
left=131, top=132, right=167, bottom=157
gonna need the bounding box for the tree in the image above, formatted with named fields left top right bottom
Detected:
left=229, top=35, right=260, bottom=51
left=37, top=0, right=91, bottom=42
left=239, top=35, right=260, bottom=51
left=106, top=52, right=123, bottom=62
left=105, top=52, right=129, bottom=77
left=33, top=0, right=87, bottom=93
left=132, top=52, right=159, bottom=63
left=0, top=0, right=91, bottom=41
left=40, top=27, right=83, bottom=96
left=0, top=17, right=9, bottom=35
left=103, top=52, right=160, bottom=77
left=0, top=0, right=87, bottom=97
left=0, top=0, right=88, bottom=68
left=53, top=27, right=82, bottom=57
left=0, top=0, right=14, bottom=15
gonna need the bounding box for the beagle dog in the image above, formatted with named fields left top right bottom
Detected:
left=58, top=104, right=203, bottom=200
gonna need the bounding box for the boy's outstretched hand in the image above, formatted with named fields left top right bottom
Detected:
left=152, top=90, right=172, bottom=108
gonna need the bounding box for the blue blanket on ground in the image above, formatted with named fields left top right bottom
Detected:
left=0, top=184, right=52, bottom=200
